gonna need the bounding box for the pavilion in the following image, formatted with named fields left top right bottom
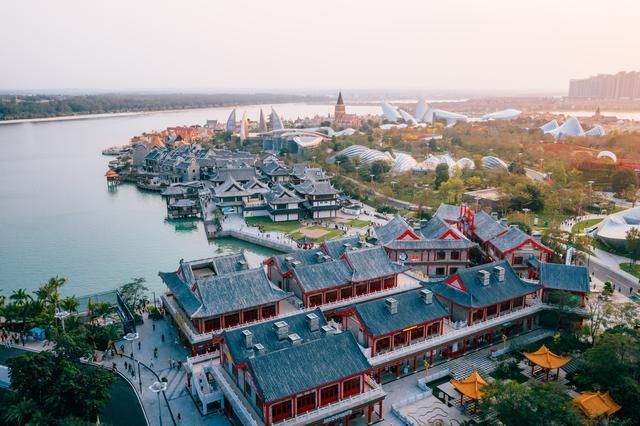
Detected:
left=450, top=370, right=488, bottom=412
left=574, top=391, right=621, bottom=422
left=523, top=344, right=571, bottom=381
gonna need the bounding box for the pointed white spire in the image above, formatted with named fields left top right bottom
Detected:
left=226, top=109, right=236, bottom=132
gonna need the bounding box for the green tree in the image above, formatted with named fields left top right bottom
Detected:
left=573, top=330, right=640, bottom=424
left=611, top=169, right=638, bottom=196
left=434, top=163, right=449, bottom=189
left=439, top=177, right=465, bottom=204
left=479, top=380, right=583, bottom=426
left=625, top=227, right=640, bottom=264
left=119, top=277, right=148, bottom=311
left=9, top=289, right=33, bottom=331
left=370, top=160, right=390, bottom=182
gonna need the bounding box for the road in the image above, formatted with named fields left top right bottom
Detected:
left=588, top=258, right=639, bottom=296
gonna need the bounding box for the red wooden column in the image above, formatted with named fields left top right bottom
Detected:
left=367, top=403, right=373, bottom=423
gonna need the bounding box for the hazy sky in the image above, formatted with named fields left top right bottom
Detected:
left=3, top=0, right=639, bottom=94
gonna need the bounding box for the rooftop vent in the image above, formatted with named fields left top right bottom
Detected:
left=274, top=321, right=289, bottom=340
left=385, top=297, right=399, bottom=315
left=291, top=260, right=301, bottom=268
left=420, top=289, right=433, bottom=305
left=288, top=333, right=302, bottom=346
left=241, top=329, right=253, bottom=349
left=531, top=231, right=542, bottom=242
left=493, top=266, right=506, bottom=282
left=321, top=325, right=335, bottom=335
left=478, top=270, right=491, bottom=286
left=343, top=243, right=352, bottom=249
left=490, top=212, right=499, bottom=220
left=253, top=343, right=266, bottom=355
left=316, top=251, right=325, bottom=262
left=284, top=256, right=294, bottom=263
left=499, top=218, right=509, bottom=227
left=305, top=312, right=320, bottom=332
left=236, top=260, right=247, bottom=270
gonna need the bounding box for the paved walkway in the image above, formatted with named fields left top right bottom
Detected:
left=96, top=311, right=230, bottom=426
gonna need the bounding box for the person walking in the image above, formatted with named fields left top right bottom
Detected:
left=161, top=333, right=165, bottom=343
left=152, top=323, right=156, bottom=332
left=154, top=347, right=158, bottom=359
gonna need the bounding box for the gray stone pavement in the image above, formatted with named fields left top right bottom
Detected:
left=98, top=310, right=230, bottom=426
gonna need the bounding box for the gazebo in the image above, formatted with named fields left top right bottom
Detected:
left=523, top=344, right=571, bottom=381
left=574, top=391, right=621, bottom=421
left=105, top=169, right=120, bottom=188
left=450, top=370, right=488, bottom=412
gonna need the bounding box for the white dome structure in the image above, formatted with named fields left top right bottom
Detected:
left=334, top=145, right=394, bottom=165
left=382, top=103, right=402, bottom=122
left=585, top=125, right=606, bottom=137
left=391, top=153, right=418, bottom=174
left=597, top=150, right=617, bottom=163
left=456, top=157, right=475, bottom=170
left=399, top=109, right=418, bottom=126
left=595, top=207, right=640, bottom=248
left=424, top=109, right=468, bottom=125
left=541, top=119, right=559, bottom=133
left=270, top=107, right=284, bottom=130
left=482, top=156, right=509, bottom=171
left=481, top=109, right=521, bottom=120
left=438, top=155, right=456, bottom=172
left=415, top=155, right=441, bottom=172
left=415, top=98, right=428, bottom=121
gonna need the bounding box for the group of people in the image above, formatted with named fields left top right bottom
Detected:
left=0, top=329, right=26, bottom=347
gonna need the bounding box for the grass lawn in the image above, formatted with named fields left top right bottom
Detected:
left=347, top=218, right=371, bottom=228
left=246, top=216, right=301, bottom=233
left=620, top=263, right=640, bottom=278
left=290, top=227, right=344, bottom=242
left=571, top=218, right=602, bottom=234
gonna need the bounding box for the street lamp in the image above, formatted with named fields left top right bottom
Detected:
left=54, top=310, right=70, bottom=332
left=149, top=381, right=168, bottom=426
left=124, top=332, right=141, bottom=392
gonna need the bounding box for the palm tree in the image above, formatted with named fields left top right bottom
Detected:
left=10, top=289, right=33, bottom=330
left=60, top=296, right=79, bottom=313
left=2, top=397, right=38, bottom=425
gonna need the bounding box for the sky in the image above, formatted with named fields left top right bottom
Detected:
left=2, top=0, right=640, bottom=94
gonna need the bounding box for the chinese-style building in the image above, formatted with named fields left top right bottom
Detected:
left=206, top=310, right=385, bottom=425
left=376, top=216, right=477, bottom=277
left=265, top=245, right=407, bottom=308
left=160, top=254, right=290, bottom=354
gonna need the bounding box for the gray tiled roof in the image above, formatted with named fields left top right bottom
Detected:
left=211, top=168, right=256, bottom=183
left=294, top=180, right=337, bottom=196
left=420, top=216, right=459, bottom=240
left=247, top=332, right=371, bottom=403
left=224, top=308, right=327, bottom=365
left=539, top=263, right=589, bottom=293
left=489, top=227, right=531, bottom=253
left=430, top=261, right=540, bottom=308
left=270, top=250, right=324, bottom=275
left=213, top=177, right=248, bottom=197
left=161, top=186, right=189, bottom=196
left=321, top=235, right=363, bottom=258
left=159, top=272, right=203, bottom=317
left=210, top=252, right=250, bottom=275
left=355, top=289, right=449, bottom=336
left=265, top=184, right=304, bottom=205
left=343, top=246, right=407, bottom=281
left=261, top=161, right=291, bottom=176
left=434, top=204, right=460, bottom=223
left=292, top=260, right=353, bottom=292
left=194, top=269, right=290, bottom=318
left=375, top=216, right=416, bottom=244
left=384, top=239, right=477, bottom=250
left=473, top=210, right=508, bottom=243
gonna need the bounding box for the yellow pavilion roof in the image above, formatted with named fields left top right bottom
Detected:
left=523, top=344, right=571, bottom=369
left=450, top=370, right=488, bottom=400
left=574, top=392, right=621, bottom=418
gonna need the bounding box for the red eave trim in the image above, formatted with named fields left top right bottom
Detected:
left=397, top=229, right=421, bottom=240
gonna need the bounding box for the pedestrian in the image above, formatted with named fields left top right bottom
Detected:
left=124, top=361, right=128, bottom=370
left=177, top=413, right=182, bottom=423
left=152, top=323, right=156, bottom=332
left=138, top=341, right=141, bottom=351
left=161, top=333, right=165, bottom=343
left=154, top=347, right=158, bottom=359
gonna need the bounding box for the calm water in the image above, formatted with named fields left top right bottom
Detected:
left=0, top=103, right=381, bottom=297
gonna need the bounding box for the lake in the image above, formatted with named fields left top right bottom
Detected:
left=0, top=103, right=380, bottom=297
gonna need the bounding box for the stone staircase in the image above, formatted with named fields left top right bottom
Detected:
left=448, top=351, right=497, bottom=380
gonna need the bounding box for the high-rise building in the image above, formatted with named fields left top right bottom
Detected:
left=569, top=71, right=640, bottom=99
